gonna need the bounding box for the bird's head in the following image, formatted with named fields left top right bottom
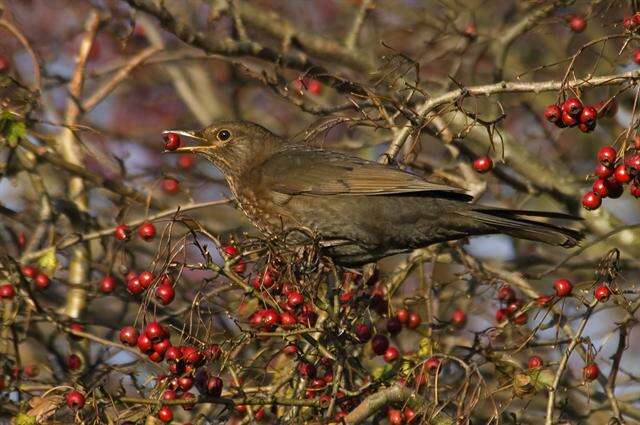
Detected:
left=165, top=120, right=283, bottom=176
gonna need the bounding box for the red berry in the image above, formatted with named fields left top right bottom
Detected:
left=597, top=146, right=616, bottom=165
left=163, top=132, right=181, bottom=151
left=528, top=355, right=543, bottom=369
left=286, top=291, right=304, bottom=309
left=579, top=106, right=597, bottom=126
left=371, top=334, right=389, bottom=355
left=355, top=323, right=372, bottom=342
left=307, top=79, right=322, bottom=95
left=34, top=273, right=50, bottom=290
left=562, top=97, right=583, bottom=116
left=178, top=375, right=194, bottom=391
left=473, top=156, right=493, bottom=173
left=0, top=284, right=15, bottom=299
left=626, top=154, right=640, bottom=172
left=261, top=308, right=280, bottom=327
left=138, top=221, right=156, bottom=241
left=388, top=408, right=403, bottom=425
left=404, top=407, right=416, bottom=423
left=145, top=322, right=166, bottom=341
left=181, top=391, right=196, bottom=410
left=161, top=177, right=179, bottom=194
left=280, top=311, right=297, bottom=328
left=153, top=338, right=170, bottom=355
left=497, top=284, right=516, bottom=302
left=119, top=326, right=138, bottom=346
left=595, top=164, right=613, bottom=179
left=155, top=283, right=175, bottom=305
left=396, top=308, right=409, bottom=324
left=99, top=275, right=117, bottom=294
left=206, top=376, right=223, bottom=396
left=126, top=277, right=144, bottom=294
left=21, top=265, right=37, bottom=278
left=157, top=405, right=173, bottom=422
left=137, top=334, right=154, bottom=353
left=507, top=299, right=523, bottom=315
left=594, top=284, right=610, bottom=302
left=583, top=363, right=599, bottom=381
left=543, top=104, right=562, bottom=123
left=138, top=271, right=154, bottom=289
left=630, top=182, right=640, bottom=198
left=592, top=179, right=608, bottom=198
left=0, top=56, right=10, bottom=73
left=537, top=295, right=554, bottom=307
left=578, top=122, right=595, bottom=133
left=553, top=278, right=572, bottom=297
left=386, top=316, right=402, bottom=335
left=495, top=308, right=507, bottom=322
left=581, top=191, right=601, bottom=210
left=114, top=224, right=131, bottom=241
left=513, top=312, right=528, bottom=325
left=614, top=165, right=632, bottom=183
left=561, top=111, right=578, bottom=127
left=283, top=343, right=298, bottom=356
left=425, top=356, right=440, bottom=373
left=407, top=312, right=421, bottom=329
left=606, top=179, right=624, bottom=199
left=165, top=346, right=182, bottom=361
left=178, top=154, right=195, bottom=169
left=451, top=309, right=467, bottom=328
left=567, top=15, right=587, bottom=33
left=634, top=49, right=640, bottom=65
left=182, top=346, right=203, bottom=365
left=624, top=16, right=636, bottom=30
left=383, top=346, right=400, bottom=363
left=66, top=390, right=85, bottom=410
left=66, top=354, right=82, bottom=370
left=162, top=389, right=177, bottom=401
left=297, top=362, right=317, bottom=379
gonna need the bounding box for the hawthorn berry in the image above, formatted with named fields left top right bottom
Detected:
left=614, top=164, right=632, bottom=184
left=155, top=283, right=175, bottom=305
left=153, top=338, right=170, bottom=355
left=371, top=334, right=389, bottom=355
left=561, top=111, right=578, bottom=127
left=0, top=56, right=10, bottom=73
left=495, top=308, right=507, bottom=322
left=562, top=97, right=583, bottom=116
left=583, top=363, right=599, bottom=381
left=594, top=284, right=610, bottom=302
left=67, top=354, right=82, bottom=370
left=157, top=405, right=173, bottom=423
left=178, top=375, right=194, bottom=391
left=286, top=291, right=304, bottom=308
left=387, top=317, right=402, bottom=335
left=507, top=299, right=523, bottom=315
left=145, top=321, right=166, bottom=341
left=473, top=156, right=493, bottom=173
left=606, top=179, right=624, bottom=199
left=355, top=323, right=372, bottom=342
left=513, top=312, right=528, bottom=325
left=553, top=278, right=572, bottom=297
left=181, top=391, right=196, bottom=410
left=407, top=312, right=421, bottom=329
left=631, top=182, right=640, bottom=198
left=297, top=362, right=317, bottom=379
left=396, top=308, right=409, bottom=324
left=383, top=346, right=400, bottom=363
left=537, top=295, right=554, bottom=307
left=66, top=390, right=85, bottom=410
left=581, top=191, right=601, bottom=210
left=119, top=326, right=138, bottom=346
left=162, top=389, right=177, bottom=401
left=388, top=408, right=403, bottom=425
left=451, top=308, right=467, bottom=328
left=178, top=154, right=195, bottom=169
left=597, top=146, right=616, bottom=165
left=498, top=284, right=516, bottom=303
left=161, top=177, right=179, bottom=194
left=126, top=277, right=144, bottom=294
left=280, top=311, right=297, bottom=328
left=579, top=106, right=597, bottom=126
left=567, top=14, right=587, bottom=32
left=425, top=356, right=440, bottom=373
left=99, top=275, right=117, bottom=294
left=528, top=355, right=543, bottom=369
left=138, top=221, right=156, bottom=241
left=34, top=273, right=50, bottom=290
left=163, top=132, right=181, bottom=151
left=544, top=104, right=561, bottom=124
left=137, top=334, right=154, bottom=353
left=595, top=164, right=613, bottom=179
left=592, top=179, right=608, bottom=198
left=21, top=265, right=37, bottom=279
left=0, top=284, right=15, bottom=299
left=114, top=224, right=131, bottom=241
left=307, top=79, right=322, bottom=95
left=138, top=271, right=154, bottom=289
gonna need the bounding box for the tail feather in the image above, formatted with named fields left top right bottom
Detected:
left=467, top=208, right=583, bottom=248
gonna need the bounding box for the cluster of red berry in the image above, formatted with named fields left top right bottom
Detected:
left=544, top=97, right=599, bottom=132
left=622, top=12, right=640, bottom=30
left=114, top=221, right=156, bottom=242
left=119, top=322, right=224, bottom=422
left=123, top=270, right=175, bottom=305
left=19, top=264, right=50, bottom=291
left=582, top=144, right=640, bottom=210
left=565, top=14, right=587, bottom=33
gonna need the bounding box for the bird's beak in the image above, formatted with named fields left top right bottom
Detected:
left=162, top=129, right=209, bottom=153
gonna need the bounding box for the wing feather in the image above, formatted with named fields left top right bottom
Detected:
left=252, top=148, right=471, bottom=200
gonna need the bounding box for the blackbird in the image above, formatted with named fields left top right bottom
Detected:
left=167, top=121, right=581, bottom=266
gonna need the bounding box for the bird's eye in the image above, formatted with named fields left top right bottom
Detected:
left=217, top=129, right=231, bottom=141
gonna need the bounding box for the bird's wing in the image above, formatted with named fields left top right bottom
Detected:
left=253, top=148, right=472, bottom=200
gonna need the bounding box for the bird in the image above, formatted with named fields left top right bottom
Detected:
left=166, top=120, right=582, bottom=266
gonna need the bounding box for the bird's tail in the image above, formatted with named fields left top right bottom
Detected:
left=466, top=207, right=583, bottom=247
